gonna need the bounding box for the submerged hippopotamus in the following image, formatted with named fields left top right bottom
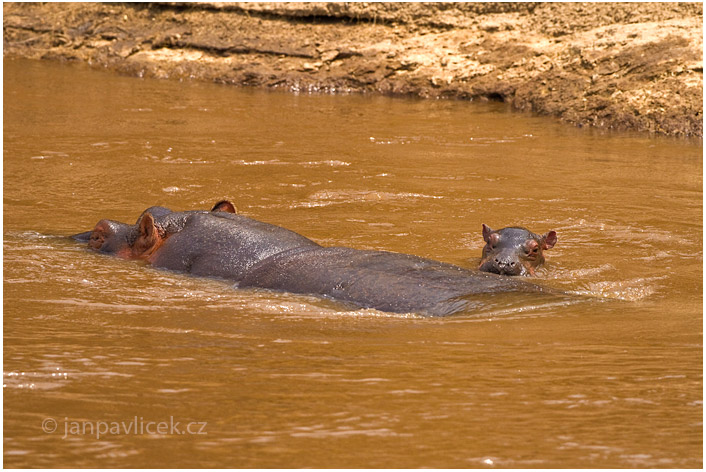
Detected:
left=72, top=201, right=559, bottom=316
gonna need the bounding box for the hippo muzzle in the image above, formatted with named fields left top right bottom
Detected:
left=479, top=250, right=528, bottom=276
left=71, top=231, right=93, bottom=242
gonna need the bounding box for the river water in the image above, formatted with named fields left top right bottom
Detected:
left=3, top=59, right=702, bottom=467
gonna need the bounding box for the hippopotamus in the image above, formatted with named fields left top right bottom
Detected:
left=72, top=201, right=560, bottom=316
left=478, top=224, right=557, bottom=276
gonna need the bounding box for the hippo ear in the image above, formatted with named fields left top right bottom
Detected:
left=211, top=200, right=237, bottom=213
left=482, top=224, right=494, bottom=242
left=133, top=213, right=161, bottom=257
left=542, top=231, right=557, bottom=250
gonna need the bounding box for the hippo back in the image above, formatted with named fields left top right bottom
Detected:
left=240, top=246, right=545, bottom=316
left=151, top=212, right=321, bottom=280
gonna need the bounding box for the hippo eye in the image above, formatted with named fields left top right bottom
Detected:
left=524, top=243, right=539, bottom=256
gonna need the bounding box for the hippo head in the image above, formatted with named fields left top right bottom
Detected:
left=71, top=200, right=238, bottom=259
left=478, top=224, right=557, bottom=276
left=71, top=213, right=168, bottom=260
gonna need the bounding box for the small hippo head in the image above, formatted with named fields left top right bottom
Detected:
left=478, top=224, right=557, bottom=276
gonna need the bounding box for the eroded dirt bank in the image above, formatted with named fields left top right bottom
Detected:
left=3, top=2, right=703, bottom=137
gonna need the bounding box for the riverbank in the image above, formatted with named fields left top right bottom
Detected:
left=3, top=2, right=702, bottom=137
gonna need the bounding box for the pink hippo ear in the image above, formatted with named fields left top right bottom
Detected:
left=482, top=224, right=494, bottom=242
left=211, top=200, right=237, bottom=213
left=133, top=213, right=162, bottom=258
left=482, top=224, right=500, bottom=247
left=542, top=231, right=557, bottom=250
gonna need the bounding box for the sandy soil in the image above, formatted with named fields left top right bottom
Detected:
left=3, top=2, right=703, bottom=137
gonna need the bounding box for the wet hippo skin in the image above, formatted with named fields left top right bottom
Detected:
left=72, top=201, right=559, bottom=316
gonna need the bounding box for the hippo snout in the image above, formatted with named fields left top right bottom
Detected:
left=479, top=253, right=525, bottom=276
left=493, top=255, right=524, bottom=276
left=71, top=231, right=92, bottom=242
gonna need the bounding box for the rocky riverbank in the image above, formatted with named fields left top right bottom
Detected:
left=3, top=2, right=703, bottom=137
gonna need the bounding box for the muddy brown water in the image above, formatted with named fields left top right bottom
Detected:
left=3, top=59, right=702, bottom=467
